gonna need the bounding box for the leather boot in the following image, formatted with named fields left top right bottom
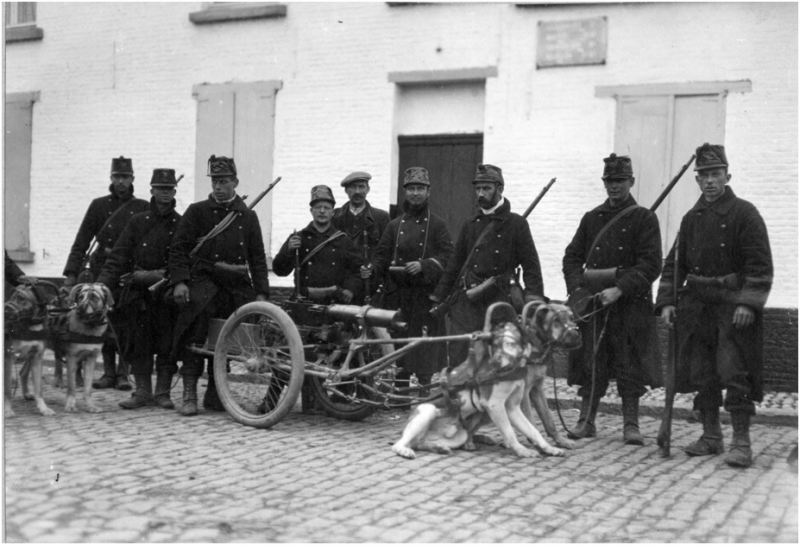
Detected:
left=685, top=407, right=724, bottom=456
left=181, top=375, right=199, bottom=417
left=153, top=372, right=175, bottom=409
left=568, top=395, right=600, bottom=439
left=119, top=374, right=152, bottom=410
left=622, top=397, right=644, bottom=445
left=92, top=351, right=117, bottom=389
left=725, top=411, right=753, bottom=468
left=115, top=359, right=132, bottom=391
left=203, top=374, right=225, bottom=411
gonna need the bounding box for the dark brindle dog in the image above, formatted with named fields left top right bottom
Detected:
left=392, top=301, right=581, bottom=459
left=4, top=283, right=112, bottom=416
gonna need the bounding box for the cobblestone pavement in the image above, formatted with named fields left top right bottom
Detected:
left=4, top=365, right=798, bottom=543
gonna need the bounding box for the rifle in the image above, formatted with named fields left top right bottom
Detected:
left=363, top=230, right=371, bottom=305
left=293, top=229, right=302, bottom=300
left=657, top=230, right=680, bottom=457
left=650, top=155, right=696, bottom=212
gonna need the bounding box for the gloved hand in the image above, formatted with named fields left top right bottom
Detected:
left=173, top=282, right=190, bottom=305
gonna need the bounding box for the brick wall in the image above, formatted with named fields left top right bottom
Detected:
left=6, top=2, right=796, bottom=307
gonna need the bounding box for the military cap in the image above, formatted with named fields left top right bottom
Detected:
left=310, top=185, right=336, bottom=206
left=694, top=143, right=729, bottom=171
left=110, top=156, right=133, bottom=175
left=340, top=171, right=372, bottom=187
left=207, top=155, right=237, bottom=177
left=403, top=167, right=430, bottom=187
left=601, top=153, right=634, bottom=180
left=472, top=164, right=504, bottom=186
left=150, top=168, right=178, bottom=188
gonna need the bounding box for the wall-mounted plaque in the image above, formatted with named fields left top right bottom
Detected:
left=537, top=16, right=607, bottom=69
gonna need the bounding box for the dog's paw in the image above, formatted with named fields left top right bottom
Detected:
left=513, top=446, right=539, bottom=458
left=539, top=445, right=566, bottom=457
left=430, top=446, right=453, bottom=455
left=86, top=405, right=102, bottom=414
left=23, top=393, right=34, bottom=401
left=64, top=401, right=78, bottom=413
left=463, top=440, right=477, bottom=451
left=4, top=403, right=15, bottom=418
left=38, top=406, right=56, bottom=416
left=553, top=436, right=578, bottom=450
left=392, top=443, right=416, bottom=459
left=473, top=434, right=498, bottom=446
left=53, top=377, right=64, bottom=388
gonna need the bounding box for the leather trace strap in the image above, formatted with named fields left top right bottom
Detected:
left=585, top=204, right=639, bottom=265
left=300, top=230, right=346, bottom=268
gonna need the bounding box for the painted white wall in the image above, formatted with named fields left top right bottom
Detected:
left=5, top=2, right=797, bottom=306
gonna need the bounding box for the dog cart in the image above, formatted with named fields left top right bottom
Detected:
left=187, top=300, right=549, bottom=429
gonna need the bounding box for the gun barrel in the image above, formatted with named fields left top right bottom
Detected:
left=327, top=304, right=406, bottom=330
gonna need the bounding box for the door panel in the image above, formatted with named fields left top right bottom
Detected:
left=398, top=134, right=483, bottom=241
left=4, top=97, right=34, bottom=256
left=193, top=86, right=234, bottom=204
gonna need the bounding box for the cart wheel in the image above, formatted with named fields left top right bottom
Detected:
left=308, top=326, right=394, bottom=421
left=214, top=301, right=305, bottom=428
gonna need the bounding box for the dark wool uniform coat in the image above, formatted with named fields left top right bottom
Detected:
left=97, top=198, right=182, bottom=372
left=332, top=201, right=390, bottom=259
left=433, top=198, right=544, bottom=367
left=63, top=185, right=149, bottom=278
left=5, top=250, right=24, bottom=286
left=655, top=187, right=773, bottom=410
left=272, top=223, right=363, bottom=300
left=563, top=194, right=663, bottom=395
left=371, top=201, right=454, bottom=375
left=168, top=194, right=270, bottom=361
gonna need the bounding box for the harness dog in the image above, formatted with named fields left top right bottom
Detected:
left=392, top=301, right=581, bottom=459
left=5, top=283, right=113, bottom=416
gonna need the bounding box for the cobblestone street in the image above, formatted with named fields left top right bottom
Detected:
left=4, top=368, right=798, bottom=543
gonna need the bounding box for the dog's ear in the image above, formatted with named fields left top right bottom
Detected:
left=98, top=284, right=114, bottom=309
left=67, top=285, right=82, bottom=306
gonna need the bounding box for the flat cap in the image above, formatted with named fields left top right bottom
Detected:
left=340, top=171, right=372, bottom=187
left=472, top=164, right=504, bottom=186
left=694, top=143, right=729, bottom=171
left=207, top=155, right=237, bottom=177
left=602, top=153, right=633, bottom=180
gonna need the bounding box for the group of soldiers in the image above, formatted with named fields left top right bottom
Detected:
left=7, top=141, right=772, bottom=469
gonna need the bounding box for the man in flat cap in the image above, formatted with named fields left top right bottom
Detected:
left=657, top=143, right=773, bottom=468
left=563, top=153, right=662, bottom=445
left=367, top=167, right=453, bottom=385
left=168, top=155, right=270, bottom=416
left=63, top=156, right=149, bottom=391
left=273, top=185, right=363, bottom=412
left=333, top=171, right=390, bottom=300
left=431, top=164, right=545, bottom=368
left=98, top=169, right=182, bottom=410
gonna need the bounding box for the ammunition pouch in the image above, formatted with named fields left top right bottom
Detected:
left=464, top=272, right=510, bottom=304
left=583, top=267, right=619, bottom=294
left=686, top=273, right=740, bottom=304
left=306, top=286, right=339, bottom=302
left=199, top=261, right=251, bottom=289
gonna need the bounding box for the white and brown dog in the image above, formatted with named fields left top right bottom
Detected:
left=392, top=301, right=581, bottom=459
left=5, top=283, right=113, bottom=416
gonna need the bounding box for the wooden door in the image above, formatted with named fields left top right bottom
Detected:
left=616, top=94, right=723, bottom=254
left=4, top=93, right=36, bottom=261
left=193, top=81, right=281, bottom=258
left=397, top=134, right=483, bottom=241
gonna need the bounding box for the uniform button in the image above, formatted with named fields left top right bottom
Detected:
left=619, top=247, right=623, bottom=250
left=419, top=243, right=423, bottom=246
left=215, top=254, right=219, bottom=258
left=721, top=224, right=727, bottom=229
left=720, top=243, right=725, bottom=247
left=596, top=247, right=601, bottom=251
left=421, top=229, right=425, bottom=233
left=695, top=267, right=700, bottom=272
left=473, top=265, right=477, bottom=268
left=240, top=242, right=243, bottom=245
left=400, top=231, right=404, bottom=235
left=401, top=220, right=405, bottom=223
left=622, top=229, right=626, bottom=232
left=495, top=250, right=499, bottom=253
left=143, top=243, right=147, bottom=247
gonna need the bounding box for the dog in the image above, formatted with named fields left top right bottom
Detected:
left=5, top=283, right=113, bottom=416
left=391, top=301, right=581, bottom=459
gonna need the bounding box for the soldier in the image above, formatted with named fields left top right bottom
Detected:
left=562, top=153, right=662, bottom=445
left=657, top=143, right=773, bottom=468
left=273, top=185, right=363, bottom=412
left=431, top=164, right=545, bottom=368
left=366, top=167, right=453, bottom=385
left=97, top=169, right=182, bottom=410
left=168, top=155, right=270, bottom=417
left=332, top=171, right=390, bottom=300
left=62, top=156, right=149, bottom=391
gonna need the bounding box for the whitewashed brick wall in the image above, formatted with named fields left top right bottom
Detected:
left=6, top=2, right=796, bottom=306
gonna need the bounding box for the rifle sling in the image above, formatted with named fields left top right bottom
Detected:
left=585, top=204, right=640, bottom=265
left=300, top=230, right=346, bottom=268
left=450, top=219, right=501, bottom=295
left=83, top=198, right=140, bottom=264
left=190, top=209, right=239, bottom=258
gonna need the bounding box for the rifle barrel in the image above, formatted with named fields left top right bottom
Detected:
left=650, top=155, right=696, bottom=212
left=522, top=178, right=557, bottom=219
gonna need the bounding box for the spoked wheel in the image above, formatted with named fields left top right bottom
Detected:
left=308, top=326, right=395, bottom=421
left=214, top=302, right=305, bottom=428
